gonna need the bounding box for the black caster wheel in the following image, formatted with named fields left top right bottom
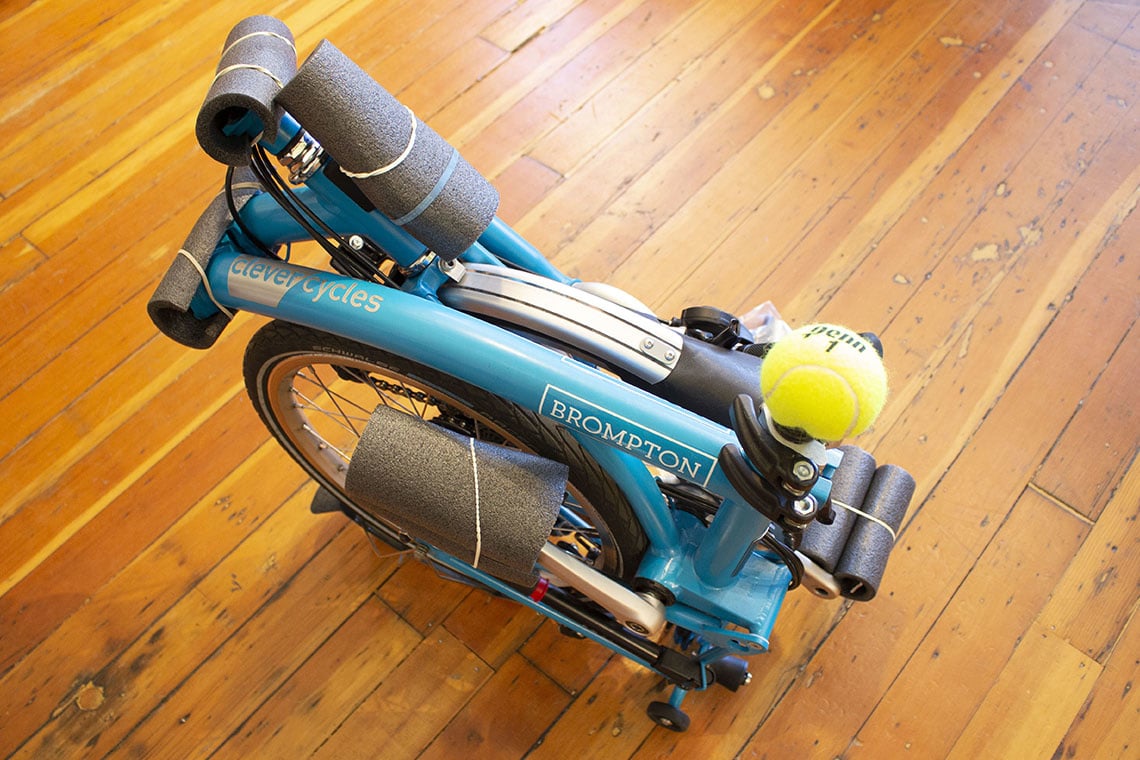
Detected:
left=646, top=701, right=690, bottom=732
left=709, top=655, right=751, bottom=691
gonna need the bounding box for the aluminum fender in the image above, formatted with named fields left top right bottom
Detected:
left=440, top=263, right=682, bottom=383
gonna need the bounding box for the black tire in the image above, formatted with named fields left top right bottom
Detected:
left=242, top=320, right=647, bottom=581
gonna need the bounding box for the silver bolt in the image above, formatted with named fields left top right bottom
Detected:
left=793, top=497, right=816, bottom=518
left=347, top=234, right=365, bottom=250
left=792, top=460, right=815, bottom=482
left=664, top=350, right=676, bottom=361
left=642, top=338, right=655, bottom=350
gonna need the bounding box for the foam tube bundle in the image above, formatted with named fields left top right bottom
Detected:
left=276, top=40, right=500, bottom=260
left=833, top=464, right=915, bottom=601
left=147, top=168, right=260, bottom=348
left=800, top=446, right=878, bottom=572
left=344, top=406, right=568, bottom=587
left=196, top=15, right=297, bottom=166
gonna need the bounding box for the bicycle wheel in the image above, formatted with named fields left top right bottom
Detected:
left=242, top=320, right=648, bottom=581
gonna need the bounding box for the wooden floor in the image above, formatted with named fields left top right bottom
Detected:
left=1, top=0, right=1137, bottom=757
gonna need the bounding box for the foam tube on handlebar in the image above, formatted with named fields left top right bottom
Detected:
left=196, top=15, right=297, bottom=166
left=833, top=464, right=915, bottom=601
left=275, top=40, right=499, bottom=260
left=799, top=446, right=877, bottom=572
left=344, top=406, right=567, bottom=587
left=147, top=168, right=260, bottom=348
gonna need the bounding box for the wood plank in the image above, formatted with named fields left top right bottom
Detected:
left=946, top=623, right=1100, bottom=760
left=0, top=237, right=45, bottom=292
left=0, top=392, right=266, bottom=677
left=845, top=489, right=1090, bottom=758
left=1034, top=321, right=1140, bottom=519
left=524, top=0, right=758, bottom=176
left=464, top=0, right=742, bottom=179
left=0, top=442, right=307, bottom=757
left=494, top=156, right=563, bottom=225
left=431, top=0, right=643, bottom=144
left=4, top=288, right=176, bottom=455
left=367, top=0, right=516, bottom=100
left=376, top=557, right=473, bottom=635
left=516, top=0, right=862, bottom=272
left=418, top=653, right=570, bottom=759
left=398, top=36, right=510, bottom=119
left=1038, top=455, right=1140, bottom=663
left=311, top=628, right=492, bottom=759
left=216, top=596, right=421, bottom=758
left=0, top=148, right=211, bottom=348
left=734, top=69, right=1140, bottom=756
left=443, top=588, right=544, bottom=668
left=653, top=0, right=1078, bottom=319
left=793, top=0, right=1137, bottom=329
left=519, top=619, right=612, bottom=695
left=0, top=0, right=170, bottom=134
left=526, top=656, right=657, bottom=760
left=313, top=0, right=467, bottom=79
left=481, top=0, right=586, bottom=53
left=0, top=316, right=256, bottom=574
left=0, top=0, right=352, bottom=198
left=92, top=526, right=395, bottom=759
left=826, top=16, right=1140, bottom=484
left=630, top=592, right=846, bottom=758
left=1055, top=605, right=1140, bottom=759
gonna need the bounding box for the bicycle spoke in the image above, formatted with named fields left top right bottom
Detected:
left=291, top=388, right=368, bottom=438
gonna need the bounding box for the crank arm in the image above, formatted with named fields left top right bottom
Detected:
left=538, top=543, right=667, bottom=638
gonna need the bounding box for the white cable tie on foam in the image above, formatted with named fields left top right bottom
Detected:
left=220, top=30, right=297, bottom=61
left=468, top=437, right=483, bottom=569
left=176, top=249, right=235, bottom=319
left=340, top=106, right=418, bottom=178
left=211, top=63, right=285, bottom=89
left=832, top=499, right=898, bottom=543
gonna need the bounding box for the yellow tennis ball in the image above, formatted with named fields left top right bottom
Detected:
left=759, top=324, right=888, bottom=441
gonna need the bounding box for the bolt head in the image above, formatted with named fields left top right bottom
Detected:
left=792, top=497, right=816, bottom=517
left=792, top=460, right=816, bottom=483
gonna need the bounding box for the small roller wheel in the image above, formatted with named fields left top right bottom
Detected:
left=709, top=656, right=751, bottom=691
left=646, top=701, right=690, bottom=732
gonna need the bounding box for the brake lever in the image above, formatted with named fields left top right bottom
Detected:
left=728, top=395, right=820, bottom=495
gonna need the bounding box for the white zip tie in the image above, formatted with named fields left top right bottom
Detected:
left=220, top=30, right=296, bottom=60
left=176, top=249, right=235, bottom=319
left=341, top=106, right=417, bottom=178
left=212, top=63, right=285, bottom=89
left=469, top=437, right=483, bottom=569
left=832, top=499, right=898, bottom=543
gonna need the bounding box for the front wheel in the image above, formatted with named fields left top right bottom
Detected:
left=242, top=320, right=648, bottom=582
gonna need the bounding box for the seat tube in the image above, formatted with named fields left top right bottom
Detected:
left=692, top=497, right=769, bottom=587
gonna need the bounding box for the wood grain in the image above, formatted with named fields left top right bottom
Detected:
left=2, top=0, right=1137, bottom=757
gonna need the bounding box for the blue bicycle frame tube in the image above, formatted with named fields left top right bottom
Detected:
left=206, top=249, right=829, bottom=639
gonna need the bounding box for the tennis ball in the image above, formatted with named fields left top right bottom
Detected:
left=759, top=323, right=888, bottom=441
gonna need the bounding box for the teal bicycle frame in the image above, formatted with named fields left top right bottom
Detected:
left=190, top=114, right=838, bottom=679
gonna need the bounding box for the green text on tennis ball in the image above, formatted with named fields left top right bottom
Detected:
left=759, top=324, right=888, bottom=441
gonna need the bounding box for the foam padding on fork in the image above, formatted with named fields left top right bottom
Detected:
left=834, top=464, right=915, bottom=601
left=799, top=445, right=877, bottom=573
left=344, top=406, right=567, bottom=587
left=276, top=40, right=499, bottom=260
left=147, top=167, right=260, bottom=348
left=197, top=15, right=297, bottom=165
